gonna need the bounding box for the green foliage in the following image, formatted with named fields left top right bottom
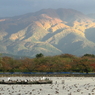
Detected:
left=71, top=58, right=92, bottom=73
left=82, top=54, right=95, bottom=58
left=36, top=53, right=44, bottom=58
left=60, top=54, right=76, bottom=58
left=0, top=53, right=95, bottom=73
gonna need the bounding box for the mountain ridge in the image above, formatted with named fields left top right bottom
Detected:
left=0, top=8, right=95, bottom=57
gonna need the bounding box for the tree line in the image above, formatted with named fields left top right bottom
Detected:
left=0, top=53, right=95, bottom=73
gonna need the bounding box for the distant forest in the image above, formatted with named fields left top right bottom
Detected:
left=0, top=53, right=95, bottom=74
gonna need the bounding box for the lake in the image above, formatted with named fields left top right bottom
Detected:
left=0, top=77, right=95, bottom=95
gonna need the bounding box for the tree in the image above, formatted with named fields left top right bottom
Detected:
left=82, top=54, right=95, bottom=58
left=36, top=53, right=44, bottom=58
left=60, top=54, right=76, bottom=58
left=20, top=58, right=35, bottom=72
left=71, top=58, right=91, bottom=74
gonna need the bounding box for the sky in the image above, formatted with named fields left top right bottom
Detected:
left=0, top=0, right=95, bottom=17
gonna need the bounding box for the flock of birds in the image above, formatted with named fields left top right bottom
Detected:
left=0, top=77, right=95, bottom=95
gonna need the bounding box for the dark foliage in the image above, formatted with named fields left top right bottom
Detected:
left=0, top=53, right=95, bottom=73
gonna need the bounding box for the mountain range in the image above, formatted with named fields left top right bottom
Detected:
left=0, top=8, right=95, bottom=57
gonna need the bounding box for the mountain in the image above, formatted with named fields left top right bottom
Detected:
left=0, top=8, right=95, bottom=57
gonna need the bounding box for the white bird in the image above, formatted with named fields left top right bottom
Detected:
left=41, top=77, right=46, bottom=80
left=8, top=77, right=10, bottom=81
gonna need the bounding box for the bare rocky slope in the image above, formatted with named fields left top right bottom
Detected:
left=0, top=8, right=95, bottom=57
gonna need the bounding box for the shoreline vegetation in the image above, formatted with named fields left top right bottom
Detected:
left=0, top=73, right=95, bottom=77
left=0, top=53, right=95, bottom=74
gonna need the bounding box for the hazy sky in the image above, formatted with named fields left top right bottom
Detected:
left=0, top=0, right=95, bottom=17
